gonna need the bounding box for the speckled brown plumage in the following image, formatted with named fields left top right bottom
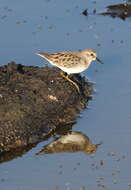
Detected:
left=36, top=49, right=103, bottom=74
left=36, top=49, right=103, bottom=92
left=37, top=52, right=82, bottom=68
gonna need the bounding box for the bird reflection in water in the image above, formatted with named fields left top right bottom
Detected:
left=36, top=131, right=101, bottom=155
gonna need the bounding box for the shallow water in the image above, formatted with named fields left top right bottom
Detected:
left=0, top=0, right=131, bottom=189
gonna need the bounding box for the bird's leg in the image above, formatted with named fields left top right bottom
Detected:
left=60, top=71, right=80, bottom=93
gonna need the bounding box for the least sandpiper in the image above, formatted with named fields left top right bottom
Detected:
left=36, top=49, right=103, bottom=92
left=36, top=131, right=101, bottom=155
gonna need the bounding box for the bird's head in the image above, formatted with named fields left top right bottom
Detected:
left=84, top=142, right=102, bottom=154
left=82, top=49, right=103, bottom=64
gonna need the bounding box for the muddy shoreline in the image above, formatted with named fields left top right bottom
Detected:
left=0, top=62, right=93, bottom=155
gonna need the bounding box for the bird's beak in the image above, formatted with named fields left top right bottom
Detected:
left=95, top=141, right=103, bottom=148
left=96, top=57, right=103, bottom=64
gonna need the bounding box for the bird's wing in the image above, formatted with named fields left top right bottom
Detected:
left=36, top=52, right=81, bottom=68
left=36, top=53, right=51, bottom=61
left=49, top=52, right=81, bottom=68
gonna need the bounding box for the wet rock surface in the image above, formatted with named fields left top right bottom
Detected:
left=99, top=3, right=131, bottom=20
left=0, top=62, right=93, bottom=156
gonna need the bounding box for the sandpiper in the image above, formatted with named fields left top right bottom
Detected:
left=36, top=131, right=101, bottom=155
left=36, top=49, right=103, bottom=92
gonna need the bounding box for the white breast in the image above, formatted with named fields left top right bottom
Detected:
left=58, top=59, right=92, bottom=74
left=59, top=133, right=86, bottom=145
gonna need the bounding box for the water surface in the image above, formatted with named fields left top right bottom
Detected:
left=0, top=0, right=131, bottom=189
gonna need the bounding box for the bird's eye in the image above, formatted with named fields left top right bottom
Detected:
left=90, top=53, right=94, bottom=56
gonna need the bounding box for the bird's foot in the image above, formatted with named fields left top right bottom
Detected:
left=60, top=72, right=80, bottom=93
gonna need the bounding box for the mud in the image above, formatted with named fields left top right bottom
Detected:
left=99, top=3, right=131, bottom=20
left=0, top=62, right=93, bottom=155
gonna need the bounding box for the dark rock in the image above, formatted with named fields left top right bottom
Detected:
left=0, top=62, right=93, bottom=156
left=82, top=9, right=88, bottom=16
left=99, top=3, right=131, bottom=20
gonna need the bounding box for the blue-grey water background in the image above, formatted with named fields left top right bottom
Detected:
left=0, top=0, right=131, bottom=189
